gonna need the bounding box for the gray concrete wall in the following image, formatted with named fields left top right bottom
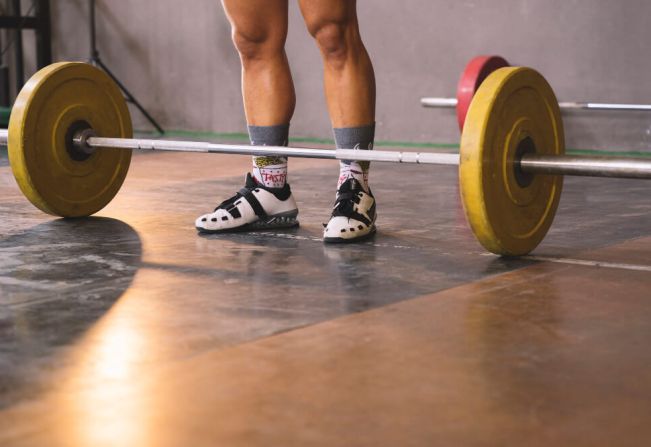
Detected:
left=39, top=0, right=651, bottom=151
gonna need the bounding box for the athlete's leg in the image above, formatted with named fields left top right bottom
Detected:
left=195, top=1, right=298, bottom=233
left=300, top=0, right=377, bottom=242
left=222, top=0, right=294, bottom=126
left=299, top=0, right=375, bottom=127
left=223, top=0, right=294, bottom=189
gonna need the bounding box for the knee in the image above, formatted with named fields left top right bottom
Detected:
left=231, top=27, right=283, bottom=64
left=308, top=21, right=355, bottom=68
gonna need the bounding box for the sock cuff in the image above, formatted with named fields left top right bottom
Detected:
left=333, top=123, right=375, bottom=150
left=248, top=124, right=290, bottom=147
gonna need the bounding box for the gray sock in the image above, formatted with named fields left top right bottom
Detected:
left=333, top=124, right=375, bottom=150
left=248, top=124, right=290, bottom=188
left=248, top=124, right=290, bottom=147
left=333, top=123, right=375, bottom=191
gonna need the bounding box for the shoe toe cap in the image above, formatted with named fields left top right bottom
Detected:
left=196, top=212, right=226, bottom=230
left=195, top=214, right=211, bottom=228
left=323, top=216, right=371, bottom=239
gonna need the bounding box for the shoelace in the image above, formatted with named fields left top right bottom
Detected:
left=213, top=175, right=259, bottom=212
left=331, top=191, right=360, bottom=217
left=214, top=194, right=239, bottom=212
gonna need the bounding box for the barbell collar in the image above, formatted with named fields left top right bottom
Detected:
left=72, top=128, right=98, bottom=155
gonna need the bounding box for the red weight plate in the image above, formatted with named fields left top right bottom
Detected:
left=456, top=55, right=510, bottom=131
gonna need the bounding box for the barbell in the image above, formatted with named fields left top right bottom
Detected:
left=421, top=55, right=651, bottom=131
left=4, top=62, right=651, bottom=256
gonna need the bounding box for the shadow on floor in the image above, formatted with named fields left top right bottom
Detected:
left=0, top=217, right=142, bottom=408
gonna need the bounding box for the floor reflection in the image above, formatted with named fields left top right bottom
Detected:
left=466, top=266, right=564, bottom=412
left=0, top=218, right=142, bottom=408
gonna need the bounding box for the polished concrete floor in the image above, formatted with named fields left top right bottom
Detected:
left=0, top=145, right=650, bottom=446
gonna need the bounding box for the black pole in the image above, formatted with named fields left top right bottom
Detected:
left=0, top=29, right=8, bottom=107
left=95, top=58, right=165, bottom=135
left=11, top=0, right=23, bottom=93
left=89, top=0, right=97, bottom=59
left=88, top=0, right=164, bottom=134
left=35, top=0, right=52, bottom=69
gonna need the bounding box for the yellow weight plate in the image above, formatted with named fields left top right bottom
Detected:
left=8, top=62, right=132, bottom=217
left=459, top=67, right=564, bottom=256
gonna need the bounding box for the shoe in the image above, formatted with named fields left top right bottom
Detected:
left=323, top=178, right=376, bottom=243
left=195, top=173, right=299, bottom=233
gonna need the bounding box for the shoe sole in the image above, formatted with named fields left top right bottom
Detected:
left=196, top=212, right=299, bottom=234
left=323, top=226, right=377, bottom=244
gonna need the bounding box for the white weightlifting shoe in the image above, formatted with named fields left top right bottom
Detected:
left=196, top=173, right=299, bottom=233
left=323, top=178, right=377, bottom=243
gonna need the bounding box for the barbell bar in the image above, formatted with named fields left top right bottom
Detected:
left=2, top=129, right=650, bottom=179
left=422, top=54, right=651, bottom=131
left=421, top=96, right=651, bottom=112
left=4, top=61, right=651, bottom=256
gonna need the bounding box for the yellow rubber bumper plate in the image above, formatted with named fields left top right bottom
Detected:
left=459, top=67, right=564, bottom=256
left=8, top=62, right=132, bottom=217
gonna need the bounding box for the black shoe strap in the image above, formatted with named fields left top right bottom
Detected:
left=241, top=190, right=268, bottom=220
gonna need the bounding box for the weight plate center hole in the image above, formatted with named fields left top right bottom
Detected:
left=514, top=136, right=536, bottom=188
